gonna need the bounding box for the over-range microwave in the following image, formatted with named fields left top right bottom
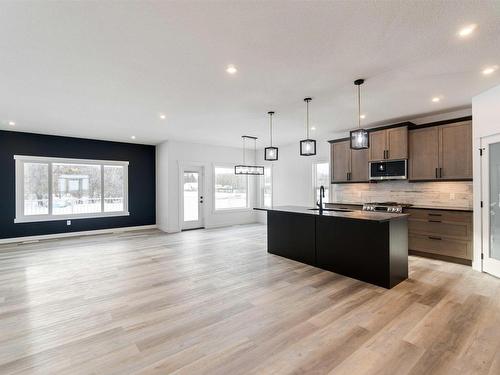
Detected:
left=369, top=160, right=407, bottom=181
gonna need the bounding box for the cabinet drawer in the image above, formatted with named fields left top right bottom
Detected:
left=408, top=219, right=470, bottom=239
left=406, top=208, right=472, bottom=224
left=409, top=235, right=471, bottom=260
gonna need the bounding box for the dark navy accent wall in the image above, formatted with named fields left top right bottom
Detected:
left=0, top=130, right=156, bottom=239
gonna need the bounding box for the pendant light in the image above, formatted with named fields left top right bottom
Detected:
left=299, top=97, right=316, bottom=156
left=350, top=79, right=369, bottom=150
left=235, top=136, right=264, bottom=175
left=264, top=111, right=278, bottom=161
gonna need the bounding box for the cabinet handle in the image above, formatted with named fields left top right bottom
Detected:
left=428, top=220, right=442, bottom=223
left=428, top=213, right=442, bottom=217
left=386, top=149, right=389, bottom=159
left=435, top=168, right=438, bottom=178
left=428, top=236, right=442, bottom=241
left=439, top=167, right=443, bottom=178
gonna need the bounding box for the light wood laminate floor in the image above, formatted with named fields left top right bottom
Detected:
left=1, top=224, right=500, bottom=375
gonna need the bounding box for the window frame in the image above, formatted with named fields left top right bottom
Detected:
left=260, top=165, right=273, bottom=208
left=212, top=163, right=250, bottom=212
left=312, top=161, right=330, bottom=206
left=14, top=155, right=129, bottom=223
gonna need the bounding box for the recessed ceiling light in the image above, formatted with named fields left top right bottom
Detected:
left=360, top=114, right=366, bottom=119
left=458, top=24, right=477, bottom=37
left=432, top=97, right=441, bottom=103
left=226, top=64, right=237, bottom=74
left=159, top=114, right=166, bottom=120
left=131, top=136, right=136, bottom=140
left=311, top=126, right=316, bottom=131
left=482, top=66, right=498, bottom=75
left=8, top=121, right=15, bottom=126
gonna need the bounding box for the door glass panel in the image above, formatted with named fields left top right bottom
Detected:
left=490, top=142, right=500, bottom=260
left=184, top=172, right=199, bottom=221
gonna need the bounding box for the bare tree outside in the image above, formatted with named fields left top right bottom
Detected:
left=104, top=166, right=124, bottom=212
left=214, top=166, right=248, bottom=209
left=52, top=163, right=101, bottom=214
left=24, top=163, right=49, bottom=215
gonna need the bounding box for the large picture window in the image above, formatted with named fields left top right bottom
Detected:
left=15, top=156, right=129, bottom=223
left=214, top=166, right=249, bottom=210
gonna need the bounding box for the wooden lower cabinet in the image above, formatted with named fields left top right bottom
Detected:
left=407, top=208, right=472, bottom=264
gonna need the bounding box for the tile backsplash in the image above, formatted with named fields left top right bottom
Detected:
left=330, top=181, right=472, bottom=209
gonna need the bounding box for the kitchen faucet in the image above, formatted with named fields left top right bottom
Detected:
left=317, top=185, right=325, bottom=214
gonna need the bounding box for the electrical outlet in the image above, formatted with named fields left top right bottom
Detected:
left=67, top=220, right=71, bottom=226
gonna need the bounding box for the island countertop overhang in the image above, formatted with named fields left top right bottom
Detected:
left=254, top=205, right=408, bottom=223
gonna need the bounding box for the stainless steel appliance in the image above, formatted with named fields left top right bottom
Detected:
left=362, top=202, right=411, bottom=214
left=369, top=159, right=407, bottom=181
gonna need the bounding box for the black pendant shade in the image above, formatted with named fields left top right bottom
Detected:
left=264, top=147, right=278, bottom=161
left=350, top=79, right=369, bottom=150
left=264, top=111, right=278, bottom=161
left=300, top=97, right=316, bottom=156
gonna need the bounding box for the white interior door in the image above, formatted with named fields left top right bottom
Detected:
left=181, top=166, right=204, bottom=230
left=481, top=133, right=500, bottom=277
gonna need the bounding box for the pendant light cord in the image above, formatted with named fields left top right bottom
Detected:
left=357, top=84, right=361, bottom=129
left=254, top=138, right=257, bottom=163
left=269, top=112, right=273, bottom=146
left=242, top=136, right=245, bottom=164
left=304, top=98, right=311, bottom=139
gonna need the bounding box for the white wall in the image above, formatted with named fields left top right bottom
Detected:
left=156, top=140, right=259, bottom=233
left=472, top=84, right=500, bottom=271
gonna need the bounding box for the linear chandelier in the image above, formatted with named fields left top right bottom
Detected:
left=235, top=135, right=264, bottom=175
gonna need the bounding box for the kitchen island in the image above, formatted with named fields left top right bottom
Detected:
left=255, top=206, right=408, bottom=288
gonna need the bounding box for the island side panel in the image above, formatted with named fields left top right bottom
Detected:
left=315, top=216, right=391, bottom=288
left=389, top=218, right=409, bottom=288
left=267, top=211, right=316, bottom=266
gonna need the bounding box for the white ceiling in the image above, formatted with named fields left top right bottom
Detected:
left=1, top=1, right=499, bottom=147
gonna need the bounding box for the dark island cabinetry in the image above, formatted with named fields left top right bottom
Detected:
left=267, top=211, right=316, bottom=266
left=264, top=207, right=408, bottom=289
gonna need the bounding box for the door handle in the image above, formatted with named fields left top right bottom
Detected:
left=428, top=236, right=442, bottom=241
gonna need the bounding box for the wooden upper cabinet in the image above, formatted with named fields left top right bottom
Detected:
left=350, top=148, right=369, bottom=182
left=439, top=121, right=472, bottom=179
left=331, top=141, right=350, bottom=183
left=409, top=120, right=472, bottom=181
left=330, top=140, right=368, bottom=183
left=369, top=130, right=387, bottom=161
left=409, top=127, right=439, bottom=180
left=369, top=126, right=408, bottom=161
left=387, top=127, right=408, bottom=160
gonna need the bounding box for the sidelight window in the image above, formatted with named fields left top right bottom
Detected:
left=15, top=156, right=129, bottom=223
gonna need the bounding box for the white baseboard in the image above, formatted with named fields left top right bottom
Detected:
left=0, top=224, right=158, bottom=245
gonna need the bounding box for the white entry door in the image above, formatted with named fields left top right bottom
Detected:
left=481, top=133, right=500, bottom=277
left=181, top=166, right=204, bottom=230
